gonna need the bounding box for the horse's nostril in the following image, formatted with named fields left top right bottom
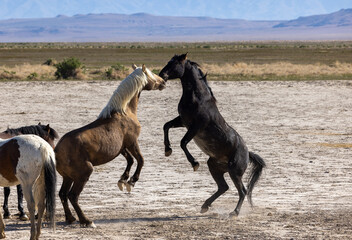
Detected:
left=160, top=73, right=168, bottom=81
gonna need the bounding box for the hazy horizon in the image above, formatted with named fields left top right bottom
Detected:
left=1, top=0, right=351, bottom=21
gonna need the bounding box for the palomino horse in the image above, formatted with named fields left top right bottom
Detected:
left=0, top=123, right=58, bottom=221
left=159, top=53, right=266, bottom=216
left=0, top=135, right=56, bottom=240
left=55, top=64, right=165, bottom=227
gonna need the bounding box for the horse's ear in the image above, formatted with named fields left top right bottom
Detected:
left=38, top=122, right=41, bottom=125
left=132, top=64, right=137, bottom=70
left=181, top=52, right=188, bottom=61
left=45, top=124, right=51, bottom=133
left=142, top=64, right=146, bottom=73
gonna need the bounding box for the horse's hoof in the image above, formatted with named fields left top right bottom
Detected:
left=3, top=214, right=10, bottom=219
left=193, top=162, right=200, bottom=171
left=19, top=214, right=29, bottom=221
left=165, top=148, right=172, bottom=157
left=229, top=210, right=239, bottom=217
left=80, top=221, right=96, bottom=228
left=126, top=182, right=134, bottom=193
left=0, top=232, right=5, bottom=239
left=66, top=216, right=77, bottom=225
left=117, top=181, right=125, bottom=191
left=200, top=206, right=209, bottom=213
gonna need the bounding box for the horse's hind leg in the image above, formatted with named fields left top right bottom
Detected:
left=126, top=142, right=144, bottom=192
left=22, top=184, right=37, bottom=240
left=163, top=116, right=183, bottom=156
left=201, top=158, right=229, bottom=213
left=2, top=187, right=10, bottom=219
left=228, top=150, right=248, bottom=216
left=59, top=177, right=76, bottom=224
left=68, top=163, right=94, bottom=227
left=34, top=182, right=46, bottom=240
left=118, top=149, right=134, bottom=191
left=17, top=185, right=28, bottom=221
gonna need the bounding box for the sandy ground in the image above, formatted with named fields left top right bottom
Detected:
left=0, top=80, right=351, bottom=239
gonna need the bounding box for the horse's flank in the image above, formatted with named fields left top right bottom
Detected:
left=0, top=138, right=21, bottom=185
left=0, top=135, right=54, bottom=187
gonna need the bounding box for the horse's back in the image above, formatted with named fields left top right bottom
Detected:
left=0, top=135, right=54, bottom=186
left=55, top=117, right=127, bottom=172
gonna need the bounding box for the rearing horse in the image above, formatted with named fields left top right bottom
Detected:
left=159, top=53, right=266, bottom=216
left=55, top=64, right=165, bottom=227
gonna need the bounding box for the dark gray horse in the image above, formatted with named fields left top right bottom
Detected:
left=159, top=53, right=266, bottom=216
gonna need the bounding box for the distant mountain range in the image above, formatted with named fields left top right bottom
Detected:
left=0, top=9, right=351, bottom=42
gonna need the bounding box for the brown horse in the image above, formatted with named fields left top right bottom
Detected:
left=55, top=64, right=165, bottom=227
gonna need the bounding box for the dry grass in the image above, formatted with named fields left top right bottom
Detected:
left=1, top=61, right=352, bottom=81
left=0, top=64, right=56, bottom=81
left=202, top=61, right=352, bottom=77
left=0, top=64, right=133, bottom=81
left=1, top=41, right=352, bottom=81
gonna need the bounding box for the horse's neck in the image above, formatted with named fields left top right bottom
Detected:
left=0, top=132, right=12, bottom=140
left=181, top=66, right=206, bottom=99
left=126, top=92, right=139, bottom=115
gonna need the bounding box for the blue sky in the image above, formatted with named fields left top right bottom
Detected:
left=1, top=0, right=351, bottom=20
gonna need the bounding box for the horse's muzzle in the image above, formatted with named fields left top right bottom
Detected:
left=160, top=73, right=169, bottom=81
left=159, top=82, right=166, bottom=90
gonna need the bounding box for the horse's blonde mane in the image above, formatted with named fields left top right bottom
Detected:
left=98, top=68, right=149, bottom=119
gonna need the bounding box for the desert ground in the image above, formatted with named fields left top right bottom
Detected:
left=0, top=80, right=351, bottom=239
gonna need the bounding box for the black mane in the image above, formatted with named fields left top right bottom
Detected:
left=188, top=60, right=215, bottom=100
left=4, top=124, right=59, bottom=140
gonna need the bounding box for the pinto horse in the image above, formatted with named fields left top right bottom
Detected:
left=55, top=64, right=165, bottom=227
left=0, top=123, right=58, bottom=221
left=0, top=135, right=56, bottom=240
left=159, top=53, right=266, bottom=216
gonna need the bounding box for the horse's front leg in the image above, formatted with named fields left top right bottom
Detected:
left=118, top=149, right=134, bottom=191
left=180, top=122, right=201, bottom=171
left=126, top=142, right=144, bottom=192
left=163, top=116, right=183, bottom=156
left=0, top=208, right=5, bottom=239
left=2, top=187, right=10, bottom=219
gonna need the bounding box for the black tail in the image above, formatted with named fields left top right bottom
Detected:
left=44, top=155, right=57, bottom=230
left=247, top=151, right=266, bottom=206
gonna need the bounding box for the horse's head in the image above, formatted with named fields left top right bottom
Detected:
left=132, top=64, right=166, bottom=91
left=159, top=53, right=188, bottom=81
left=38, top=123, right=59, bottom=148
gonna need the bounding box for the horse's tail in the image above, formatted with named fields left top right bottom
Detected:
left=247, top=151, right=266, bottom=206
left=41, top=146, right=57, bottom=231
